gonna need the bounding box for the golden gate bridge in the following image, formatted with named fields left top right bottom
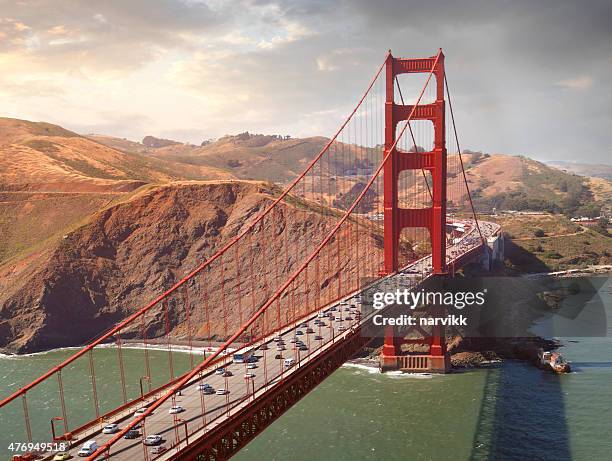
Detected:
left=2, top=49, right=501, bottom=461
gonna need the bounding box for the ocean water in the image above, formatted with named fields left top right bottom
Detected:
left=0, top=278, right=610, bottom=460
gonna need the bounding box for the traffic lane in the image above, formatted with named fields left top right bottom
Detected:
left=93, top=307, right=349, bottom=459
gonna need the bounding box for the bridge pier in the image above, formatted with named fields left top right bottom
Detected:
left=379, top=325, right=450, bottom=373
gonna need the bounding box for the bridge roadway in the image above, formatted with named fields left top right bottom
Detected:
left=46, top=220, right=499, bottom=461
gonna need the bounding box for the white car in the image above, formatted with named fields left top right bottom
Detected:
left=247, top=362, right=257, bottom=369
left=169, top=405, right=185, bottom=414
left=143, top=435, right=162, bottom=446
left=134, top=407, right=149, bottom=418
left=284, top=358, right=296, bottom=367
left=216, top=388, right=229, bottom=395
left=338, top=326, right=347, bottom=332
left=102, top=423, right=119, bottom=434
left=77, top=440, right=98, bottom=457
left=244, top=373, right=256, bottom=379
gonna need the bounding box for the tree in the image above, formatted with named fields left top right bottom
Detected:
left=534, top=228, right=545, bottom=237
left=595, top=217, right=610, bottom=236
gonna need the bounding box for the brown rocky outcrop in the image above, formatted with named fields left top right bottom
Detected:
left=0, top=181, right=394, bottom=353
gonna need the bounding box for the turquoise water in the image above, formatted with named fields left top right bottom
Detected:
left=0, top=346, right=196, bottom=457
left=0, top=278, right=610, bottom=460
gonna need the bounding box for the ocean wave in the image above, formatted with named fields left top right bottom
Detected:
left=342, top=362, right=434, bottom=379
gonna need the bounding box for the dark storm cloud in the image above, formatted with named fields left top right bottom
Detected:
left=326, top=0, right=612, bottom=162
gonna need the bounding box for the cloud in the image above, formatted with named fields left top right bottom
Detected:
left=0, top=0, right=611, bottom=164
left=555, top=76, right=593, bottom=91
left=47, top=25, right=69, bottom=35
left=316, top=48, right=364, bottom=72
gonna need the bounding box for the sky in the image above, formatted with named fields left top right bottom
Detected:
left=0, top=0, right=611, bottom=164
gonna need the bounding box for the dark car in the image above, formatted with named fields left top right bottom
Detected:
left=124, top=429, right=140, bottom=439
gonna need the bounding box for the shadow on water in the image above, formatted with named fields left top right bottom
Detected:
left=467, top=276, right=610, bottom=460
left=469, top=363, right=571, bottom=461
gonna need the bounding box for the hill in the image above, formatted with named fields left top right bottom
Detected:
left=90, top=132, right=378, bottom=184
left=546, top=160, right=612, bottom=181
left=0, top=181, right=390, bottom=353
left=460, top=153, right=609, bottom=217
left=0, top=118, right=233, bottom=193
left=0, top=118, right=234, bottom=263
left=485, top=213, right=611, bottom=272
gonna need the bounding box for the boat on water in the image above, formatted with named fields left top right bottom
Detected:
left=538, top=350, right=571, bottom=373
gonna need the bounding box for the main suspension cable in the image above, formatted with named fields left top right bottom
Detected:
left=444, top=73, right=484, bottom=243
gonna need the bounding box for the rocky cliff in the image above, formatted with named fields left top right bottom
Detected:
left=0, top=181, right=392, bottom=353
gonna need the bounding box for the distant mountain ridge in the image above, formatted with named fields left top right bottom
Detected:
left=546, top=160, right=612, bottom=181
left=1, top=117, right=610, bottom=266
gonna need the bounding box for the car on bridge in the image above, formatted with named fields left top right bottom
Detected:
left=124, top=429, right=140, bottom=439
left=77, top=440, right=98, bottom=457
left=284, top=358, right=296, bottom=367
left=216, top=388, right=229, bottom=395
left=53, top=452, right=71, bottom=460
left=244, top=373, right=256, bottom=379
left=102, top=423, right=119, bottom=434
left=143, top=435, right=162, bottom=446
left=201, top=386, right=215, bottom=395
left=169, top=405, right=185, bottom=414
left=134, top=407, right=149, bottom=418
left=151, top=446, right=167, bottom=455
left=247, top=362, right=257, bottom=369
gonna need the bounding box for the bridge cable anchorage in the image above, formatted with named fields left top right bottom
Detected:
left=444, top=73, right=485, bottom=244
left=83, top=51, right=439, bottom=459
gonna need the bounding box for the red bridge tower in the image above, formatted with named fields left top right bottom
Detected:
left=380, top=50, right=450, bottom=373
